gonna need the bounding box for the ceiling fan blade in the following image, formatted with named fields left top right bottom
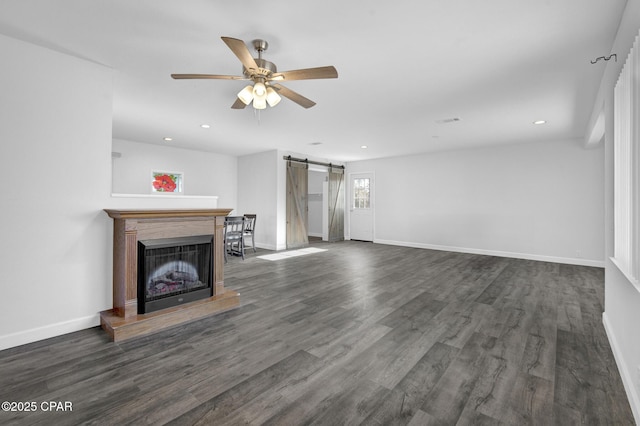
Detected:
left=271, top=83, right=316, bottom=108
left=221, top=37, right=259, bottom=73
left=171, top=74, right=246, bottom=80
left=231, top=98, right=247, bottom=109
left=271, top=66, right=338, bottom=81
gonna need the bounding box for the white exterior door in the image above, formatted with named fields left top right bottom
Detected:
left=349, top=172, right=374, bottom=241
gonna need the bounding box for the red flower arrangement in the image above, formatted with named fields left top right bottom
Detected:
left=152, top=173, right=178, bottom=192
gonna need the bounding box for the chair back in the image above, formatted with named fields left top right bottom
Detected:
left=243, top=214, right=256, bottom=233
left=225, top=216, right=245, bottom=240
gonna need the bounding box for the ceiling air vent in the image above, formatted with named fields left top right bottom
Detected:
left=436, top=117, right=461, bottom=124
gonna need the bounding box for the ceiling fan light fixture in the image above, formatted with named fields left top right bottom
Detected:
left=237, top=85, right=254, bottom=105
left=266, top=87, right=281, bottom=107
left=253, top=95, right=267, bottom=109
left=253, top=81, right=267, bottom=97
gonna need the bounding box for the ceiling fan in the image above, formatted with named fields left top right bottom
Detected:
left=171, top=37, right=338, bottom=110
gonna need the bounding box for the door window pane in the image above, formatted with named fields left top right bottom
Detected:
left=353, top=178, right=370, bottom=209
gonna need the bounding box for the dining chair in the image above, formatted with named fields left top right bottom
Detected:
left=224, top=216, right=245, bottom=262
left=243, top=214, right=257, bottom=253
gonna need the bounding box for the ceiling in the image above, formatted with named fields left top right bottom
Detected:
left=0, top=0, right=628, bottom=162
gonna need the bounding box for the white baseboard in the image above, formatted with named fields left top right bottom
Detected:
left=374, top=239, right=605, bottom=267
left=0, top=314, right=100, bottom=352
left=603, top=312, right=640, bottom=424
left=256, top=241, right=287, bottom=251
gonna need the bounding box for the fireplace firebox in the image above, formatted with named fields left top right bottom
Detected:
left=138, top=235, right=213, bottom=314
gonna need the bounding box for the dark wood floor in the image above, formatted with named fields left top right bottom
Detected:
left=0, top=241, right=634, bottom=425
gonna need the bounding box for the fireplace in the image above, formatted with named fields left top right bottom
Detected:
left=101, top=209, right=240, bottom=342
left=138, top=235, right=213, bottom=314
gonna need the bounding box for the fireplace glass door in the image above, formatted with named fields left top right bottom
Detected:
left=137, top=235, right=213, bottom=314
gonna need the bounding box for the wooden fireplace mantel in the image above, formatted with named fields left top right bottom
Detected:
left=104, top=209, right=231, bottom=220
left=100, top=208, right=239, bottom=341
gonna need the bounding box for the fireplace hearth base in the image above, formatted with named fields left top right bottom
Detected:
left=100, top=289, right=239, bottom=341
left=102, top=209, right=239, bottom=342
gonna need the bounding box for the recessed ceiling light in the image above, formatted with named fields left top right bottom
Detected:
left=163, top=137, right=173, bottom=141
left=533, top=120, right=547, bottom=125
left=200, top=124, right=211, bottom=129
left=361, top=145, right=368, bottom=149
left=309, top=142, right=322, bottom=145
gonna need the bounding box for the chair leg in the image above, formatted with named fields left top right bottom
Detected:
left=252, top=234, right=256, bottom=252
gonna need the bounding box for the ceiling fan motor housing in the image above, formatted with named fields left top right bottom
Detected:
left=252, top=39, right=268, bottom=52
left=243, top=58, right=277, bottom=78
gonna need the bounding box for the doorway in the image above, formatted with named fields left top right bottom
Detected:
left=307, top=169, right=325, bottom=241
left=349, top=172, right=374, bottom=241
left=285, top=157, right=345, bottom=248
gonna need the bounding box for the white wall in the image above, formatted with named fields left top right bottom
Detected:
left=112, top=138, right=237, bottom=206
left=0, top=34, right=113, bottom=349
left=347, top=138, right=604, bottom=266
left=276, top=151, right=288, bottom=249
left=0, top=35, right=233, bottom=351
left=237, top=150, right=280, bottom=250
left=595, top=0, right=640, bottom=421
